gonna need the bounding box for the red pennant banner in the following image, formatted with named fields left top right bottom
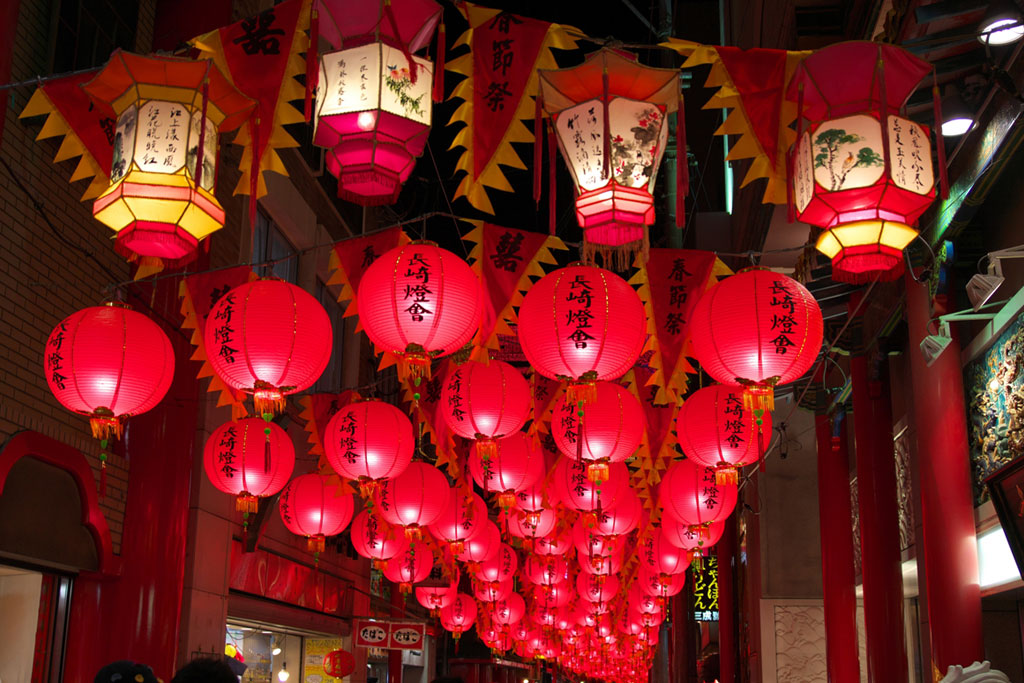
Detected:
left=299, top=390, right=361, bottom=461
left=328, top=227, right=411, bottom=319
left=179, top=266, right=257, bottom=416
left=715, top=47, right=789, bottom=168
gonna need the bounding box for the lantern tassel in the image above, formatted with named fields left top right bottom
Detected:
left=253, top=381, right=286, bottom=416
left=715, top=466, right=738, bottom=486
left=932, top=72, right=949, bottom=200
left=676, top=92, right=687, bottom=229
left=90, top=411, right=123, bottom=441
left=400, top=344, right=432, bottom=385
left=305, top=8, right=319, bottom=122
left=237, top=492, right=259, bottom=513
left=475, top=436, right=498, bottom=461
left=566, top=373, right=598, bottom=406
left=308, top=534, right=326, bottom=553
left=548, top=119, right=557, bottom=235
left=534, top=90, right=544, bottom=206
left=738, top=378, right=776, bottom=414
left=98, top=451, right=108, bottom=499
left=433, top=22, right=446, bottom=104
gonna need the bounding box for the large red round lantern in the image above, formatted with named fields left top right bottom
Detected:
left=578, top=573, right=619, bottom=604
left=205, top=280, right=333, bottom=414
left=458, top=521, right=501, bottom=565
left=636, top=564, right=685, bottom=598
left=593, top=486, right=641, bottom=537
left=44, top=303, right=175, bottom=439
left=440, top=593, right=477, bottom=639
left=573, top=517, right=618, bottom=558
left=323, top=649, right=356, bottom=680
left=523, top=555, right=568, bottom=587
left=788, top=43, right=936, bottom=283
left=508, top=507, right=557, bottom=542
left=416, top=572, right=458, bottom=614
left=383, top=539, right=434, bottom=593
left=533, top=531, right=572, bottom=556
left=677, top=384, right=772, bottom=484
left=661, top=517, right=725, bottom=555
left=578, top=550, right=623, bottom=577
left=440, top=360, right=530, bottom=459
left=689, top=268, right=823, bottom=412
left=474, top=543, right=518, bottom=584
left=375, top=462, right=450, bottom=539
left=516, top=264, right=645, bottom=404
left=534, top=582, right=573, bottom=607
left=552, top=381, right=643, bottom=483
left=638, top=532, right=690, bottom=576
left=428, top=488, right=488, bottom=554
left=659, top=459, right=738, bottom=534
left=279, top=474, right=355, bottom=552
left=491, top=593, right=527, bottom=626
left=468, top=433, right=545, bottom=510
left=203, top=418, right=295, bottom=511
left=324, top=399, right=414, bottom=496
left=474, top=576, right=513, bottom=603
left=552, top=457, right=629, bottom=512
left=350, top=510, right=405, bottom=566
left=356, top=243, right=482, bottom=381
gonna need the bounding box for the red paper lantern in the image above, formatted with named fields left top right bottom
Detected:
left=788, top=43, right=936, bottom=283
left=350, top=510, right=405, bottom=566
left=689, top=268, right=823, bottom=412
left=491, top=593, right=527, bottom=626
left=593, top=486, right=641, bottom=537
left=428, top=488, right=488, bottom=554
left=628, top=587, right=661, bottom=615
left=538, top=49, right=681, bottom=266
left=356, top=243, right=482, bottom=381
left=439, top=593, right=477, bottom=638
left=534, top=582, right=573, bottom=607
left=44, top=303, right=175, bottom=439
left=516, top=264, right=645, bottom=404
left=636, top=565, right=685, bottom=598
left=205, top=279, right=333, bottom=415
left=616, top=612, right=644, bottom=637
left=315, top=0, right=441, bottom=205
left=474, top=543, right=518, bottom=584
left=523, top=555, right=568, bottom=587
left=279, top=474, right=355, bottom=552
left=458, top=521, right=501, bottom=565
left=533, top=531, right=572, bottom=556
left=323, top=649, right=356, bottom=680
left=552, top=381, right=643, bottom=483
left=659, top=459, right=738, bottom=534
left=577, top=550, right=623, bottom=576
left=324, top=399, right=414, bottom=496
left=677, top=384, right=773, bottom=484
left=375, top=461, right=451, bottom=539
left=577, top=573, right=619, bottom=603
left=508, top=507, right=557, bottom=542
left=514, top=483, right=547, bottom=513
left=474, top=576, right=513, bottom=603
left=440, top=360, right=530, bottom=458
left=383, top=538, right=434, bottom=593
left=573, top=517, right=618, bottom=558
left=416, top=573, right=458, bottom=614
left=468, top=433, right=545, bottom=510
left=552, top=457, right=628, bottom=512
left=661, top=518, right=725, bottom=555
left=203, top=418, right=295, bottom=511
left=638, top=532, right=690, bottom=576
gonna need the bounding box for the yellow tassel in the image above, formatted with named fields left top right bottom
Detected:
left=738, top=378, right=777, bottom=414
left=566, top=376, right=598, bottom=406
left=399, top=344, right=432, bottom=384
left=497, top=491, right=517, bottom=511
left=450, top=540, right=465, bottom=556
left=253, top=381, right=286, bottom=416
left=475, top=436, right=498, bottom=461
left=715, top=467, right=738, bottom=486
left=586, top=461, right=610, bottom=485
left=89, top=411, right=123, bottom=440
left=236, top=492, right=258, bottom=513
left=308, top=534, right=326, bottom=553
left=405, top=525, right=422, bottom=542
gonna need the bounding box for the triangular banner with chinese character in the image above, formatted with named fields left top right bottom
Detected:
left=401, top=358, right=459, bottom=476
left=464, top=222, right=565, bottom=355
left=191, top=0, right=310, bottom=207
left=179, top=266, right=257, bottom=418
left=630, top=249, right=729, bottom=404
left=446, top=4, right=579, bottom=214
left=19, top=69, right=113, bottom=200
left=298, top=390, right=361, bottom=467
left=327, top=227, right=411, bottom=324
left=663, top=40, right=809, bottom=204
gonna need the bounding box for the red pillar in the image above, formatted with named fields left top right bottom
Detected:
left=389, top=587, right=404, bottom=683
left=815, top=411, right=860, bottom=683
left=717, top=520, right=736, bottom=683
left=851, top=348, right=907, bottom=683
left=904, top=273, right=983, bottom=672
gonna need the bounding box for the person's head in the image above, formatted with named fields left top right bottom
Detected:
left=171, top=658, right=238, bottom=683
left=94, top=661, right=159, bottom=683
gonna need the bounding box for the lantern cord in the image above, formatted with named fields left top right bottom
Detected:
left=424, top=143, right=472, bottom=259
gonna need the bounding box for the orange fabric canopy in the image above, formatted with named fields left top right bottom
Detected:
left=316, top=0, right=441, bottom=51
left=538, top=48, right=679, bottom=114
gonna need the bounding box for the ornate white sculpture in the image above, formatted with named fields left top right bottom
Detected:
left=939, top=661, right=1010, bottom=683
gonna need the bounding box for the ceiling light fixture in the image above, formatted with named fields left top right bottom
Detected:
left=278, top=663, right=290, bottom=682
left=979, top=4, right=1024, bottom=45
left=920, top=300, right=1007, bottom=365
left=940, top=89, right=974, bottom=137
left=968, top=245, right=1024, bottom=310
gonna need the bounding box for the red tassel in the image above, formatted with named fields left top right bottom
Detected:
left=548, top=122, right=557, bottom=234
left=194, top=77, right=210, bottom=190
left=433, top=23, right=446, bottom=103
left=305, top=8, right=319, bottom=122
left=534, top=90, right=544, bottom=205
left=675, top=92, right=687, bottom=229
left=932, top=72, right=949, bottom=200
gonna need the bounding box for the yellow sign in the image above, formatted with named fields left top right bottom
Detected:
left=305, top=638, right=343, bottom=683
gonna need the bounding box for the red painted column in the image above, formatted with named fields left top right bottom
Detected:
left=62, top=279, right=199, bottom=681
left=815, top=411, right=859, bottom=683
left=850, top=347, right=907, bottom=683
left=388, top=587, right=404, bottom=683
left=904, top=273, right=983, bottom=673
left=716, top=519, right=736, bottom=683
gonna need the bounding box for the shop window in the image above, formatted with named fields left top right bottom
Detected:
left=52, top=0, right=139, bottom=73
left=226, top=621, right=346, bottom=683
left=252, top=211, right=298, bottom=284
left=313, top=280, right=346, bottom=393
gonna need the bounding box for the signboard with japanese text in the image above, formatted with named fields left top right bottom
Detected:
left=353, top=619, right=426, bottom=650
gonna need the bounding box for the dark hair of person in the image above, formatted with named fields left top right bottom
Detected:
left=171, top=657, right=239, bottom=683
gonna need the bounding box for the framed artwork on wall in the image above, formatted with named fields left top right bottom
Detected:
left=985, top=456, right=1024, bottom=578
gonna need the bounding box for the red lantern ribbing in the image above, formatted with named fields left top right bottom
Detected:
left=677, top=384, right=773, bottom=484
left=474, top=543, right=518, bottom=584
left=205, top=279, right=333, bottom=415
left=638, top=531, right=691, bottom=577
left=552, top=380, right=643, bottom=483
left=375, top=461, right=451, bottom=539
left=516, top=264, right=645, bottom=405
left=416, top=574, right=458, bottom=615
left=508, top=507, right=557, bottom=542
left=474, top=577, right=513, bottom=603
left=523, top=555, right=568, bottom=587
left=661, top=517, right=725, bottom=552
left=383, top=539, right=435, bottom=594
left=324, top=399, right=414, bottom=497
left=279, top=474, right=355, bottom=553
left=689, top=268, right=823, bottom=413
left=533, top=531, right=572, bottom=556
left=440, top=360, right=530, bottom=459
left=659, top=459, right=738, bottom=535
left=323, top=650, right=356, bottom=680
left=428, top=488, right=488, bottom=555
left=491, top=593, right=527, bottom=626
left=468, top=432, right=545, bottom=510
left=458, top=521, right=502, bottom=565
left=578, top=573, right=619, bottom=603
left=636, top=565, right=685, bottom=598
left=593, top=486, right=641, bottom=537
left=440, top=593, right=477, bottom=639
left=552, top=457, right=629, bottom=513
left=350, top=509, right=405, bottom=567
left=44, top=303, right=175, bottom=440
left=356, top=242, right=482, bottom=383
left=203, top=418, right=295, bottom=512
